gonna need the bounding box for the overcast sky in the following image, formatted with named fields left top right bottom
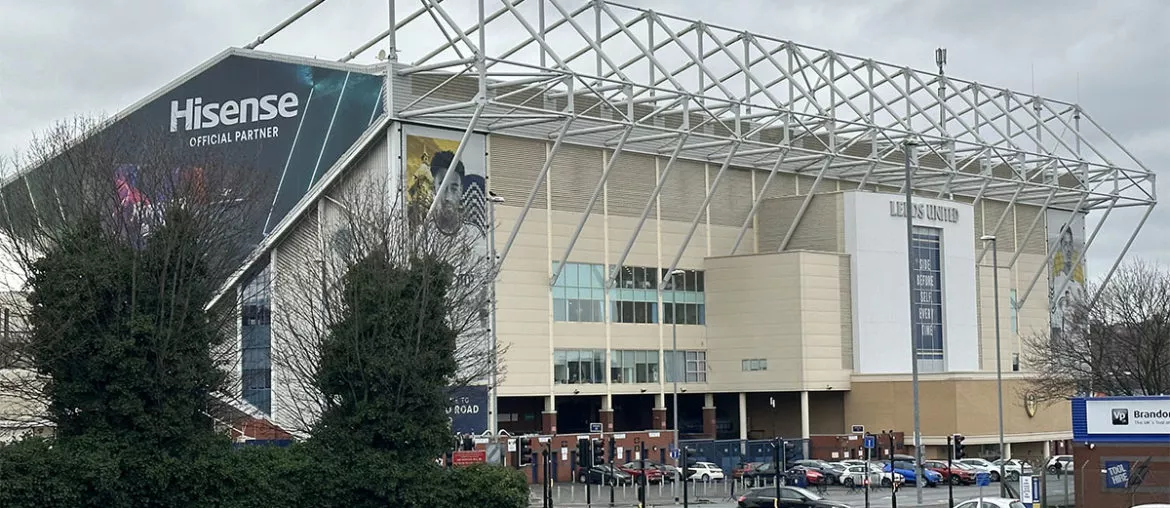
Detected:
left=0, top=0, right=1165, bottom=277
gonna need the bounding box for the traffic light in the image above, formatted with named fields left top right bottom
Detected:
left=461, top=436, right=474, bottom=451
left=592, top=438, right=605, bottom=466
left=608, top=438, right=616, bottom=464
left=577, top=439, right=590, bottom=465
left=518, top=437, right=533, bottom=467
left=953, top=434, right=966, bottom=459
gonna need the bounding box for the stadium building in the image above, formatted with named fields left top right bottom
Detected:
left=0, top=1, right=1157, bottom=462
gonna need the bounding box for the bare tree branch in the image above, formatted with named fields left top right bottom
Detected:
left=271, top=170, right=506, bottom=436
left=1022, top=259, right=1170, bottom=405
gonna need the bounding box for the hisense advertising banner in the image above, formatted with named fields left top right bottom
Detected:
left=3, top=53, right=384, bottom=248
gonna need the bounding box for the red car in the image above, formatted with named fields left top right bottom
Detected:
left=733, top=462, right=765, bottom=479
left=619, top=462, right=665, bottom=484
left=922, top=460, right=976, bottom=485
left=786, top=466, right=825, bottom=485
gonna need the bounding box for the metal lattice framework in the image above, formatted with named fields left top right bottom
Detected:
left=250, top=0, right=1155, bottom=310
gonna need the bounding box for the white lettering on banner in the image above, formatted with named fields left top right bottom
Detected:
left=186, top=126, right=281, bottom=148
left=170, top=92, right=299, bottom=133
left=889, top=201, right=960, bottom=223
left=1084, top=398, right=1170, bottom=435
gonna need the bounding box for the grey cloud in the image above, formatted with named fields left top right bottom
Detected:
left=0, top=0, right=1163, bottom=271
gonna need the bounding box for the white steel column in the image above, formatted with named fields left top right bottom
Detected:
left=738, top=392, right=749, bottom=441
left=800, top=391, right=811, bottom=458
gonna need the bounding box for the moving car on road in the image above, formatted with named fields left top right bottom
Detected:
left=736, top=486, right=854, bottom=508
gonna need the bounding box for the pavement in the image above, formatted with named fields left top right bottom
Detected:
left=529, top=475, right=1080, bottom=507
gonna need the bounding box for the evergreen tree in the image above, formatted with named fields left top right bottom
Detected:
left=312, top=251, right=458, bottom=461
left=25, top=209, right=227, bottom=447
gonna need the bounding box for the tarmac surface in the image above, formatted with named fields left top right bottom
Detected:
left=529, top=474, right=1080, bottom=507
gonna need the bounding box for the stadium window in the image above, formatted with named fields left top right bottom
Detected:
left=610, top=349, right=659, bottom=383
left=552, top=262, right=606, bottom=323
left=240, top=264, right=272, bottom=414
left=665, top=350, right=708, bottom=383
left=661, top=267, right=706, bottom=325
left=554, top=349, right=606, bottom=384
left=741, top=358, right=768, bottom=371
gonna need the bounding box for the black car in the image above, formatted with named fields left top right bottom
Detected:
left=736, top=486, right=853, bottom=508
left=741, top=462, right=783, bottom=487
left=577, top=465, right=632, bottom=485
left=792, top=460, right=843, bottom=485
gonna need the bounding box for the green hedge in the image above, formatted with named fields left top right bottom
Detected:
left=0, top=438, right=527, bottom=508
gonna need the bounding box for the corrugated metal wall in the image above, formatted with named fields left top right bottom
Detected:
left=489, top=136, right=547, bottom=208
left=708, top=168, right=753, bottom=227
left=549, top=145, right=603, bottom=213
left=605, top=152, right=657, bottom=218
left=658, top=159, right=708, bottom=223
left=838, top=257, right=854, bottom=370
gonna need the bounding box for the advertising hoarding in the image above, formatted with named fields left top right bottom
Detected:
left=447, top=385, right=490, bottom=435
left=4, top=52, right=384, bottom=251
left=1073, top=396, right=1170, bottom=441
left=1047, top=210, right=1087, bottom=341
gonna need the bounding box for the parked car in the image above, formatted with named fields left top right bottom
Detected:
left=958, top=458, right=1001, bottom=482
left=839, top=464, right=903, bottom=488
left=618, top=462, right=665, bottom=483
left=786, top=465, right=827, bottom=486
left=578, top=465, right=632, bottom=485
left=991, top=459, right=1034, bottom=481
left=839, top=459, right=868, bottom=468
left=882, top=461, right=942, bottom=487
left=793, top=460, right=844, bottom=485
left=954, top=497, right=1027, bottom=508
left=923, top=460, right=976, bottom=485
left=1046, top=455, right=1074, bottom=474
left=736, top=486, right=854, bottom=508
left=687, top=461, right=725, bottom=481
left=641, top=460, right=680, bottom=481
left=733, top=461, right=766, bottom=479
left=742, top=462, right=782, bottom=487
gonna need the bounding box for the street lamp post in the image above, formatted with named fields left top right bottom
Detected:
left=487, top=193, right=506, bottom=442
left=981, top=234, right=1008, bottom=496
left=903, top=137, right=925, bottom=505
left=666, top=269, right=685, bottom=467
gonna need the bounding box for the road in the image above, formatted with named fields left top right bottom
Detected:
left=530, top=475, right=1079, bottom=507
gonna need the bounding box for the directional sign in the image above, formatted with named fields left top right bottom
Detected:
left=589, top=422, right=603, bottom=433
left=851, top=424, right=865, bottom=434
left=863, top=435, right=876, bottom=449
left=976, top=472, right=991, bottom=487
left=670, top=448, right=680, bottom=459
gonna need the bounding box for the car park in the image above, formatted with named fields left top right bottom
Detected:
left=958, top=458, right=1001, bottom=482
left=793, top=460, right=844, bottom=485
left=991, top=458, right=1034, bottom=481
left=882, top=461, right=942, bottom=487
left=736, top=486, right=854, bottom=508
left=687, top=461, right=725, bottom=481
left=1046, top=455, right=1073, bottom=474
left=954, top=497, right=1027, bottom=508
left=617, top=462, right=664, bottom=483
left=922, top=459, right=976, bottom=485
left=578, top=465, right=632, bottom=485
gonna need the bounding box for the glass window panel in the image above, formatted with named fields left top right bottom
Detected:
left=593, top=350, right=605, bottom=382
left=696, top=271, right=705, bottom=292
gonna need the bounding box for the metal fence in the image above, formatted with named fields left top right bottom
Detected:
left=679, top=438, right=808, bottom=473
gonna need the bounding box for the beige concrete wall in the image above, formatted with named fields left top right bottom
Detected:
left=843, top=374, right=1071, bottom=444
left=703, top=251, right=851, bottom=393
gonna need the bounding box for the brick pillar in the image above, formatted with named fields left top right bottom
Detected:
left=542, top=411, right=558, bottom=435
left=599, top=409, right=614, bottom=433
left=702, top=406, right=717, bottom=439
left=652, top=407, right=667, bottom=430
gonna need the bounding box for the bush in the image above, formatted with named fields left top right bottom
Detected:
left=0, top=438, right=528, bottom=508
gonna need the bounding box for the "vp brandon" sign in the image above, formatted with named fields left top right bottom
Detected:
left=1085, top=398, right=1170, bottom=436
